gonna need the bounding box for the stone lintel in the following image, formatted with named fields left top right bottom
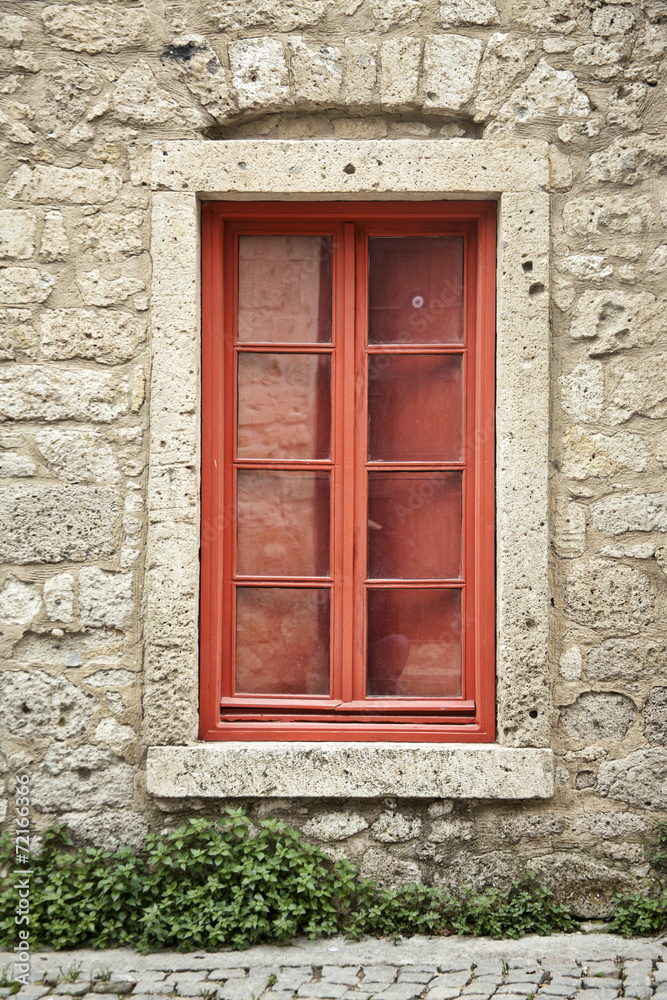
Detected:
left=147, top=743, right=554, bottom=799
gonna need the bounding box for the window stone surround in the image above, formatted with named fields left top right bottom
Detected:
left=144, top=138, right=553, bottom=800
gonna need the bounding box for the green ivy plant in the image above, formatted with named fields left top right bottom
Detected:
left=606, top=822, right=667, bottom=937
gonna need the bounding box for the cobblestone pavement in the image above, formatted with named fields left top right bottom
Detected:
left=1, top=936, right=666, bottom=1000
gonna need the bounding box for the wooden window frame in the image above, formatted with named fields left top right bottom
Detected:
left=201, top=200, right=496, bottom=742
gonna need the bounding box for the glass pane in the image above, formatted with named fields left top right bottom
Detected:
left=236, top=588, right=330, bottom=695
left=368, top=354, right=462, bottom=462
left=238, top=353, right=331, bottom=459
left=238, top=235, right=332, bottom=343
left=368, top=472, right=461, bottom=580
left=367, top=589, right=461, bottom=697
left=237, top=471, right=330, bottom=577
left=369, top=237, right=463, bottom=345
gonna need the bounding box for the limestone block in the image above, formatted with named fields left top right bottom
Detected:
left=0, top=267, right=54, bottom=305
left=41, top=4, right=151, bottom=54
left=301, top=812, right=369, bottom=841
left=563, top=195, right=658, bottom=237
left=359, top=848, right=422, bottom=887
left=570, top=290, right=666, bottom=356
left=0, top=308, right=36, bottom=360
left=590, top=492, right=667, bottom=535
left=428, top=817, right=474, bottom=841
left=597, top=749, right=667, bottom=810
left=487, top=59, right=590, bottom=133
left=12, top=629, right=125, bottom=669
left=371, top=0, right=423, bottom=30
left=474, top=34, right=537, bottom=121
left=0, top=576, right=42, bottom=625
left=0, top=366, right=134, bottom=423
left=94, top=716, right=136, bottom=752
left=79, top=567, right=134, bottom=630
left=379, top=37, right=422, bottom=106
left=0, top=210, right=36, bottom=259
left=559, top=360, right=603, bottom=421
left=560, top=254, right=613, bottom=281
left=59, top=809, right=148, bottom=850
left=5, top=164, right=122, bottom=204
left=564, top=560, right=654, bottom=633
left=422, top=35, right=483, bottom=112
left=35, top=428, right=119, bottom=485
left=206, top=0, right=336, bottom=32
left=560, top=426, right=648, bottom=479
left=0, top=452, right=35, bottom=477
left=587, top=132, right=667, bottom=185
left=587, top=637, right=667, bottom=682
left=40, top=308, right=144, bottom=365
left=229, top=38, right=290, bottom=111
left=559, top=692, right=637, bottom=742
left=0, top=484, right=119, bottom=563
left=513, top=0, right=578, bottom=31
left=591, top=5, right=635, bottom=36
left=39, top=211, right=69, bottom=262
left=32, top=744, right=135, bottom=811
left=75, top=266, right=145, bottom=306
left=0, top=669, right=96, bottom=743
left=569, top=811, right=646, bottom=839
left=372, top=812, right=422, bottom=843
left=573, top=40, right=625, bottom=67
left=0, top=14, right=27, bottom=47
left=84, top=668, right=135, bottom=687
left=43, top=573, right=75, bottom=623
left=559, top=646, right=582, bottom=680
left=289, top=39, right=343, bottom=106
left=553, top=500, right=586, bottom=558
left=644, top=687, right=667, bottom=744
left=344, top=40, right=378, bottom=105
left=440, top=0, right=499, bottom=24
left=606, top=357, right=667, bottom=424
left=111, top=63, right=186, bottom=126
left=647, top=245, right=667, bottom=276
left=502, top=813, right=565, bottom=842
left=160, top=35, right=235, bottom=122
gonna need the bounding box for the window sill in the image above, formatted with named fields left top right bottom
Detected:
left=146, top=743, right=554, bottom=799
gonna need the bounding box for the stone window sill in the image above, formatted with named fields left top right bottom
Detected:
left=146, top=743, right=554, bottom=799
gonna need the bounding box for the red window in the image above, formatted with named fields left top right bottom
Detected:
left=201, top=202, right=496, bottom=741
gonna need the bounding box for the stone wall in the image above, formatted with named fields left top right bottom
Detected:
left=1, top=0, right=666, bottom=917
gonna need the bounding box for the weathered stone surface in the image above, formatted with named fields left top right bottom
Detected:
left=429, top=817, right=474, bottom=842
left=206, top=0, right=337, bottom=32
left=379, top=37, right=421, bottom=106
left=439, top=0, right=498, bottom=25
left=0, top=13, right=27, bottom=47
left=40, top=211, right=69, bottom=262
left=591, top=493, right=667, bottom=535
left=0, top=452, right=36, bottom=477
left=84, top=668, right=135, bottom=687
left=644, top=687, right=667, bottom=744
left=79, top=567, right=133, bottom=630
left=559, top=692, right=637, bottom=742
left=474, top=34, right=537, bottom=121
left=0, top=307, right=37, bottom=360
left=0, top=209, right=36, bottom=259
left=162, top=34, right=234, bottom=121
left=229, top=38, right=289, bottom=111
left=0, top=485, right=119, bottom=563
left=560, top=254, right=613, bottom=281
left=94, top=716, right=137, bottom=752
left=591, top=5, right=635, bottom=36
left=589, top=133, right=667, bottom=185
left=597, top=749, right=667, bottom=810
left=32, top=744, right=135, bottom=811
left=0, top=365, right=135, bottom=422
left=553, top=500, right=586, bottom=558
left=587, top=637, right=667, bottom=682
left=0, top=266, right=54, bottom=305
left=563, top=195, right=658, bottom=238
left=40, top=308, right=144, bottom=364
left=35, top=428, right=119, bottom=485
left=60, top=809, right=148, bottom=850
left=605, top=356, right=667, bottom=424
left=76, top=265, right=146, bottom=307
left=502, top=813, right=565, bottom=842
left=570, top=290, right=666, bottom=356
left=569, top=811, right=647, bottom=839
left=564, top=561, right=654, bottom=633
left=111, top=63, right=184, bottom=126
left=11, top=629, right=125, bottom=670
left=487, top=59, right=590, bottom=133
left=372, top=812, right=422, bottom=842
left=360, top=848, right=421, bottom=888
left=422, top=35, right=483, bottom=111
left=0, top=669, right=95, bottom=741
left=371, top=0, right=422, bottom=30
left=559, top=360, right=603, bottom=422
left=344, top=40, right=378, bottom=104
left=0, top=576, right=42, bottom=624
left=289, top=39, right=343, bottom=105
left=300, top=812, right=369, bottom=841
left=5, top=164, right=122, bottom=204
left=560, top=426, right=649, bottom=479
left=41, top=4, right=151, bottom=54
left=43, top=572, right=75, bottom=623
left=559, top=646, right=582, bottom=680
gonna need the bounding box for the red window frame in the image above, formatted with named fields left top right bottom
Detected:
left=201, top=201, right=496, bottom=741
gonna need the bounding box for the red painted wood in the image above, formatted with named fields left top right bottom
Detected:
left=200, top=202, right=496, bottom=741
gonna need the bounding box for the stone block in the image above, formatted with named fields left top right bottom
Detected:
left=597, top=748, right=667, bottom=810
left=59, top=808, right=148, bottom=850
left=11, top=629, right=125, bottom=669
left=39, top=210, right=69, bottom=262
left=474, top=33, right=538, bottom=121
left=40, top=307, right=143, bottom=365
left=570, top=289, right=666, bottom=355
left=569, top=811, right=646, bottom=839
left=111, top=62, right=186, bottom=127
left=0, top=266, right=54, bottom=304
left=589, top=133, right=667, bottom=185
left=564, top=560, right=654, bottom=633
left=36, top=427, right=119, bottom=485
left=371, top=0, right=422, bottom=29
left=563, top=195, right=658, bottom=237
left=372, top=811, right=422, bottom=842
left=0, top=452, right=36, bottom=477
left=79, top=567, right=134, bottom=630
left=487, top=59, right=590, bottom=133
left=43, top=572, right=75, bottom=623
left=0, top=307, right=37, bottom=360
left=206, top=0, right=335, bottom=31
left=0, top=576, right=42, bottom=624
left=0, top=484, right=119, bottom=563
left=94, top=716, right=136, bottom=752
left=606, top=355, right=667, bottom=424
left=0, top=669, right=95, bottom=742
left=559, top=646, right=582, bottom=680
left=229, top=38, right=290, bottom=111
left=76, top=211, right=145, bottom=263
left=590, top=492, right=667, bottom=535
left=75, top=263, right=146, bottom=307
left=591, top=5, right=635, bottom=35
left=5, top=164, right=122, bottom=204
left=289, top=39, right=343, bottom=105
left=31, top=744, right=135, bottom=811
left=41, top=3, right=151, bottom=53
left=379, top=37, right=422, bottom=106
left=560, top=426, right=648, bottom=479
left=587, top=637, right=667, bottom=682
left=422, top=35, right=483, bottom=111
left=558, top=360, right=603, bottom=422
left=344, top=40, right=378, bottom=104
left=644, top=686, right=667, bottom=744
left=559, top=692, right=637, bottom=742
left=0, top=365, right=134, bottom=422
left=162, top=35, right=235, bottom=122
left=560, top=254, right=613, bottom=281
left=300, top=811, right=369, bottom=841
left=439, top=0, right=499, bottom=24
left=0, top=14, right=27, bottom=46
left=0, top=209, right=36, bottom=259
